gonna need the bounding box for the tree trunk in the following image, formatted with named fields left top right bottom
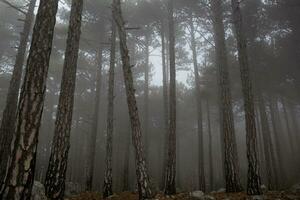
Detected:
left=85, top=46, right=103, bottom=191
left=103, top=23, right=117, bottom=198
left=44, top=0, right=83, bottom=199
left=206, top=99, right=214, bottom=191
left=257, top=92, right=277, bottom=189
left=0, top=0, right=36, bottom=189
left=112, top=0, right=153, bottom=199
left=189, top=15, right=205, bottom=192
left=160, top=20, right=169, bottom=190
left=211, top=0, right=243, bottom=193
left=164, top=0, right=177, bottom=195
left=231, top=0, right=262, bottom=195
left=144, top=29, right=150, bottom=163
left=0, top=0, right=59, bottom=199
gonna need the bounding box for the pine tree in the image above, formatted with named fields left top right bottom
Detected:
left=44, top=0, right=83, bottom=199
left=231, top=0, right=262, bottom=195
left=112, top=0, right=153, bottom=198
left=103, top=23, right=117, bottom=198
left=0, top=0, right=59, bottom=198
left=210, top=0, right=243, bottom=192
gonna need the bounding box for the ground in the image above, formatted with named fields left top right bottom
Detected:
left=66, top=190, right=300, bottom=200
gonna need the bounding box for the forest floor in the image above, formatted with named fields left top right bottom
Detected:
left=66, top=190, right=300, bottom=200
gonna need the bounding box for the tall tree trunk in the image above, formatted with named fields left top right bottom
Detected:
left=231, top=0, right=262, bottom=195
left=211, top=0, right=243, bottom=193
left=0, top=0, right=59, bottom=198
left=103, top=23, right=117, bottom=198
left=85, top=46, right=103, bottom=191
left=189, top=15, right=205, bottom=192
left=164, top=0, right=177, bottom=195
left=112, top=0, right=153, bottom=199
left=0, top=0, right=36, bottom=188
left=160, top=20, right=169, bottom=190
left=257, top=92, right=277, bottom=189
left=123, top=126, right=131, bottom=191
left=206, top=99, right=214, bottom=191
left=144, top=29, right=150, bottom=163
left=44, top=0, right=83, bottom=199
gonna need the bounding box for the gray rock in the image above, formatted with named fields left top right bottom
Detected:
left=290, top=183, right=300, bottom=193
left=250, top=195, right=264, bottom=200
left=31, top=181, right=47, bottom=200
left=260, top=184, right=267, bottom=193
left=203, top=195, right=216, bottom=200
left=190, top=191, right=205, bottom=199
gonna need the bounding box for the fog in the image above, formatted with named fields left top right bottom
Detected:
left=0, top=0, right=299, bottom=199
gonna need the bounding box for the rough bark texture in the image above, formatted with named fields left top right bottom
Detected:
left=211, top=0, right=243, bottom=193
left=0, top=0, right=59, bottom=199
left=112, top=0, right=153, bottom=199
left=189, top=15, right=205, bottom=192
left=103, top=23, right=116, bottom=198
left=231, top=0, right=262, bottom=195
left=164, top=0, right=177, bottom=195
left=207, top=99, right=214, bottom=191
left=44, top=0, right=83, bottom=199
left=85, top=47, right=103, bottom=191
left=0, top=0, right=36, bottom=189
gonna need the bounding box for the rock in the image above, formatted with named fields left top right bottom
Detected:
left=65, top=182, right=83, bottom=197
left=249, top=195, right=264, bottom=200
left=31, top=181, right=47, bottom=200
left=203, top=195, right=216, bottom=200
left=217, top=188, right=226, bottom=193
left=190, top=191, right=204, bottom=199
left=260, top=184, right=267, bottom=193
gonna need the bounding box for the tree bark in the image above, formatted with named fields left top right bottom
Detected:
left=0, top=0, right=59, bottom=199
left=0, top=0, right=36, bottom=189
left=112, top=0, right=153, bottom=199
left=189, top=15, right=205, bottom=192
left=144, top=29, right=150, bottom=163
left=85, top=47, right=103, bottom=191
left=231, top=0, right=262, bottom=195
left=103, top=23, right=117, bottom=198
left=44, top=0, right=83, bottom=199
left=211, top=0, right=243, bottom=193
left=164, top=0, right=177, bottom=195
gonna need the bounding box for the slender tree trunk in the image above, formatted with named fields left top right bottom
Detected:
left=160, top=20, right=169, bottom=190
left=0, top=0, right=36, bottom=188
left=112, top=0, right=153, bottom=198
left=211, top=0, right=243, bottom=193
left=44, top=1, right=83, bottom=199
left=85, top=47, right=103, bottom=191
left=103, top=23, right=117, bottom=198
left=189, top=15, right=205, bottom=192
left=123, top=127, right=131, bottom=191
left=231, top=0, right=262, bottom=195
left=0, top=0, right=59, bottom=198
left=206, top=99, right=214, bottom=191
left=164, top=0, right=177, bottom=195
left=144, top=29, right=150, bottom=162
left=257, top=92, right=277, bottom=189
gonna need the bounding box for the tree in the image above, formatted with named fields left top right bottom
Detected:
left=112, top=0, right=153, bottom=198
left=188, top=14, right=205, bottom=192
left=231, top=0, right=262, bottom=195
left=44, top=0, right=84, bottom=199
left=164, top=0, right=177, bottom=195
left=103, top=23, right=117, bottom=198
left=0, top=0, right=36, bottom=188
left=210, top=0, right=243, bottom=193
left=0, top=0, right=59, bottom=198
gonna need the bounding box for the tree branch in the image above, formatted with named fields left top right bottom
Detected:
left=0, top=0, right=27, bottom=15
